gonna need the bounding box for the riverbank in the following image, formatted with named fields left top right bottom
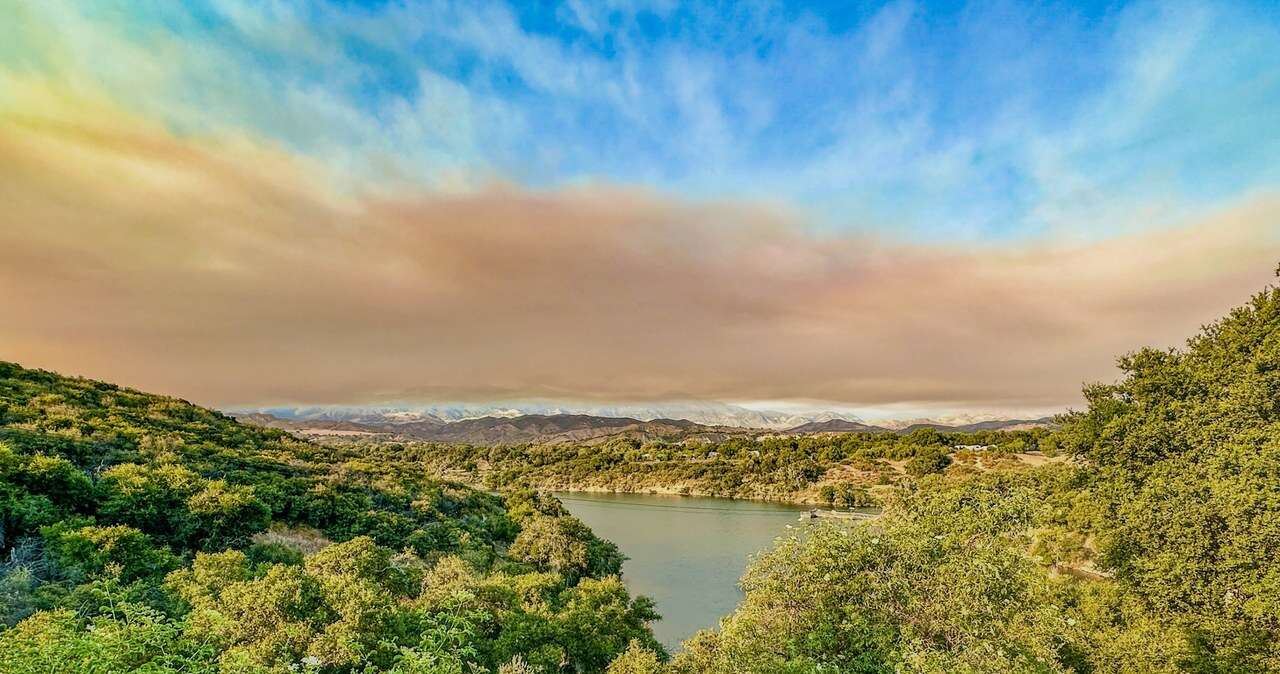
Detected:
left=427, top=449, right=1064, bottom=507
left=527, top=481, right=838, bottom=505
left=436, top=470, right=865, bottom=506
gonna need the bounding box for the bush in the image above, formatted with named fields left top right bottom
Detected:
left=42, top=523, right=178, bottom=583
left=244, top=541, right=303, bottom=567
left=904, top=448, right=952, bottom=477
left=509, top=516, right=623, bottom=583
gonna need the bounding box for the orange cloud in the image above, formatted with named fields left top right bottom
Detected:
left=2, top=84, right=1277, bottom=410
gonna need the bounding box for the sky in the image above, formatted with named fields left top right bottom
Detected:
left=1, top=0, right=1279, bottom=419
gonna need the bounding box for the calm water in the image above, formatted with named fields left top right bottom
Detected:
left=555, top=492, right=813, bottom=651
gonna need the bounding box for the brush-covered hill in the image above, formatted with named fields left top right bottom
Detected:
left=413, top=414, right=710, bottom=445
left=779, top=418, right=892, bottom=434
left=0, top=362, right=663, bottom=673
left=407, top=419, right=1062, bottom=504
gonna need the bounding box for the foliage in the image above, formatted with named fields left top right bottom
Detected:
left=607, top=639, right=663, bottom=674
left=0, top=596, right=219, bottom=673
left=42, top=522, right=179, bottom=583
left=0, top=361, right=661, bottom=673
left=509, top=515, right=625, bottom=583
left=1054, top=281, right=1280, bottom=670
left=403, top=425, right=1050, bottom=503
left=903, top=447, right=952, bottom=477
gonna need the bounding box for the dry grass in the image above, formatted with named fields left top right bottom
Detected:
left=251, top=525, right=334, bottom=556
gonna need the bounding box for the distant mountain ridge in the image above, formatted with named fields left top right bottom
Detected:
left=238, top=411, right=743, bottom=445
left=888, top=417, right=1059, bottom=433
left=242, top=402, right=869, bottom=430
left=236, top=410, right=1058, bottom=446
left=777, top=419, right=893, bottom=434
left=231, top=413, right=388, bottom=436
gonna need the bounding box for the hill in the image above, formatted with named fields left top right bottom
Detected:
left=779, top=418, right=892, bottom=434
left=413, top=414, right=710, bottom=445
left=232, top=412, right=390, bottom=437
left=775, top=417, right=1058, bottom=435
left=0, top=361, right=663, bottom=673
left=891, top=416, right=1058, bottom=433
left=240, top=411, right=748, bottom=445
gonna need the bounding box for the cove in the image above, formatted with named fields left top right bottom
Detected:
left=554, top=491, right=813, bottom=651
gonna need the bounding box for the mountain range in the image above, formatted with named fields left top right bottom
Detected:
left=235, top=409, right=1057, bottom=446
left=242, top=401, right=870, bottom=431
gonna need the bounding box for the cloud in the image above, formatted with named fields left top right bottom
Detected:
left=6, top=0, right=1278, bottom=245
left=2, top=84, right=1277, bottom=411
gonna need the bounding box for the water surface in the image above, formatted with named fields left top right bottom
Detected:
left=555, top=492, right=812, bottom=651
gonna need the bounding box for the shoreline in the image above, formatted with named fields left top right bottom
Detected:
left=446, top=472, right=870, bottom=508
left=545, top=483, right=823, bottom=505
left=430, top=450, right=1061, bottom=510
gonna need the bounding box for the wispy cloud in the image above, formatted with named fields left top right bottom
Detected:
left=6, top=1, right=1277, bottom=240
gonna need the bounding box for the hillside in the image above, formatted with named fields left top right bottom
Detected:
left=410, top=424, right=1059, bottom=504
left=0, top=362, right=663, bottom=673
left=415, top=414, right=710, bottom=445
left=779, top=418, right=892, bottom=434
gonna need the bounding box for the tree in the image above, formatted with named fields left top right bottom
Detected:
left=557, top=578, right=664, bottom=673
left=42, top=523, right=178, bottom=583
left=509, top=516, right=623, bottom=583
left=186, top=480, right=270, bottom=549
left=904, top=448, right=951, bottom=477
left=606, top=640, right=662, bottom=674
left=0, top=601, right=217, bottom=673
left=95, top=462, right=200, bottom=543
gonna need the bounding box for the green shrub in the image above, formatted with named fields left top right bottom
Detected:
left=904, top=448, right=952, bottom=477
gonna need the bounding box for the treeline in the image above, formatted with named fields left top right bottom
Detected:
left=390, top=425, right=1055, bottom=503
left=0, top=362, right=664, bottom=673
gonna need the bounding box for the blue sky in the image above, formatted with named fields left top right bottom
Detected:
left=6, top=0, right=1279, bottom=242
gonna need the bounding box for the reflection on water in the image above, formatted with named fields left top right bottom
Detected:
left=554, top=492, right=814, bottom=652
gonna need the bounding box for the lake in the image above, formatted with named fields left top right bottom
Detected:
left=555, top=491, right=814, bottom=651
